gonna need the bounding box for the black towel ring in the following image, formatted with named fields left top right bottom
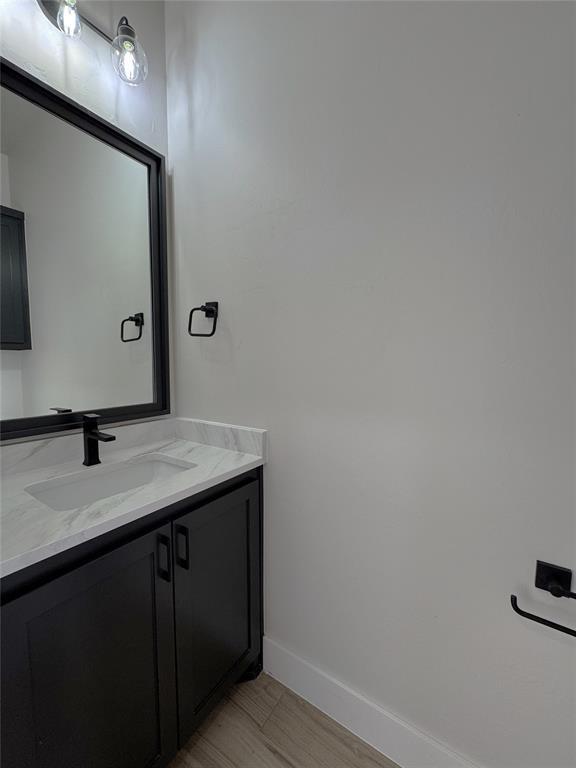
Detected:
left=121, top=312, right=144, bottom=342
left=188, top=302, right=219, bottom=337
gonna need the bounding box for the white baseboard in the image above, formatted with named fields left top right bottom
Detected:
left=263, top=636, right=481, bottom=768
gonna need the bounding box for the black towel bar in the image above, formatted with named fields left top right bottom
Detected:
left=510, top=595, right=576, bottom=638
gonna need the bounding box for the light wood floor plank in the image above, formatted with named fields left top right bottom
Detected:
left=170, top=675, right=398, bottom=768
left=176, top=734, right=241, bottom=768
left=198, top=697, right=296, bottom=768
left=227, top=673, right=285, bottom=727
left=170, top=741, right=214, bottom=768
left=262, top=689, right=399, bottom=768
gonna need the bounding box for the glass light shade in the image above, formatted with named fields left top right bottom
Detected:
left=111, top=32, right=148, bottom=86
left=57, top=0, right=81, bottom=38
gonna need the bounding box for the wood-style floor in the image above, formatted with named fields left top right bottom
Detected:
left=170, top=673, right=399, bottom=768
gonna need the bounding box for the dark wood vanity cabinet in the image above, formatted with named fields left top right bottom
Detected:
left=1, top=473, right=263, bottom=768
left=174, top=482, right=261, bottom=743
left=1, top=525, right=178, bottom=768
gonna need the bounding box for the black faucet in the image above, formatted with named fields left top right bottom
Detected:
left=83, top=414, right=116, bottom=466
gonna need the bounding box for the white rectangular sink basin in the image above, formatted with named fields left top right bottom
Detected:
left=25, top=454, right=197, bottom=512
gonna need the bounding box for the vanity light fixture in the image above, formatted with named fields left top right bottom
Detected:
left=111, top=17, right=148, bottom=87
left=56, top=0, right=81, bottom=38
left=37, top=1, right=149, bottom=86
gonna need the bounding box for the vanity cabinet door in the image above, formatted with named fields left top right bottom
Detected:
left=173, top=481, right=262, bottom=744
left=1, top=526, right=178, bottom=768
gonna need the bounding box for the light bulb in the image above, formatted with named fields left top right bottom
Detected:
left=111, top=18, right=148, bottom=86
left=57, top=0, right=82, bottom=38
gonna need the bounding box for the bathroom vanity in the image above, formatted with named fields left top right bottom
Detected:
left=0, top=59, right=268, bottom=768
left=1, top=419, right=265, bottom=768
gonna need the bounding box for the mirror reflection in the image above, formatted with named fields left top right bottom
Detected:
left=0, top=87, right=153, bottom=420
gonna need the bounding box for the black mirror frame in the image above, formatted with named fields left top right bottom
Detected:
left=0, top=59, right=170, bottom=441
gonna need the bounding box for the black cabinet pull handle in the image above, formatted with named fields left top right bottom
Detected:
left=510, top=595, right=576, bottom=638
left=121, top=312, right=144, bottom=342
left=188, top=301, right=218, bottom=337
left=156, top=534, right=172, bottom=582
left=175, top=524, right=190, bottom=570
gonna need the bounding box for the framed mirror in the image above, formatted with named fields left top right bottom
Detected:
left=0, top=59, right=169, bottom=441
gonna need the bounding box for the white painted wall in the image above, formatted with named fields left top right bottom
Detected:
left=2, top=88, right=153, bottom=416
left=166, top=3, right=576, bottom=767
left=0, top=151, right=24, bottom=419
left=1, top=152, right=12, bottom=204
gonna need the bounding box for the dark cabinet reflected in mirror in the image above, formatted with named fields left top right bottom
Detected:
left=0, top=60, right=169, bottom=440
left=1, top=205, right=31, bottom=351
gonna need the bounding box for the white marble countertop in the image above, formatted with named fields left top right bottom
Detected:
left=1, top=418, right=266, bottom=577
